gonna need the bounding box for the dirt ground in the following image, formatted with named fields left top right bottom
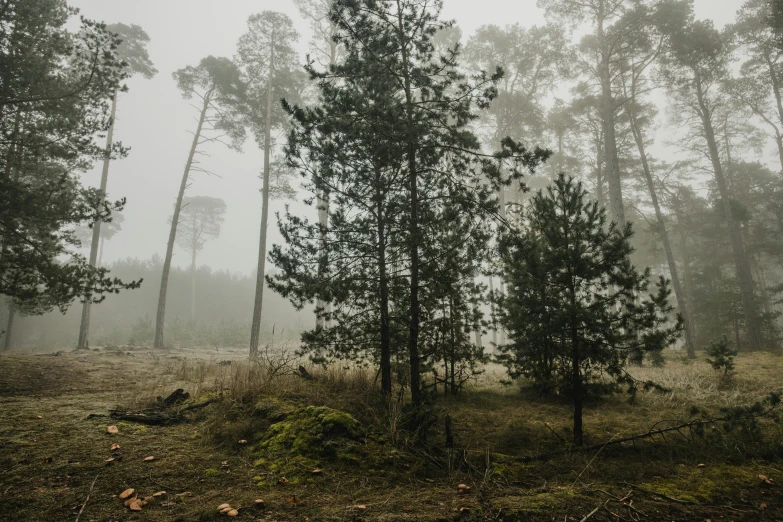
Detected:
left=0, top=346, right=781, bottom=521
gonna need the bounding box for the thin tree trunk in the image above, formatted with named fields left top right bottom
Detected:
left=489, top=276, right=498, bottom=346
left=154, top=90, right=212, bottom=348
left=190, top=214, right=197, bottom=324
left=376, top=168, right=392, bottom=397
left=98, top=236, right=105, bottom=267
left=249, top=53, right=275, bottom=359
left=78, top=90, right=118, bottom=349
left=3, top=302, right=15, bottom=351
left=626, top=105, right=695, bottom=357
left=673, top=194, right=698, bottom=352
left=595, top=134, right=605, bottom=207
left=694, top=72, right=762, bottom=351
left=598, top=13, right=625, bottom=227
left=396, top=1, right=422, bottom=408
left=768, top=56, right=783, bottom=173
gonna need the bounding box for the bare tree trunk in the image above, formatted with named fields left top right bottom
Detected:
left=190, top=214, right=197, bottom=324
left=78, top=90, right=118, bottom=349
left=396, top=1, right=422, bottom=408
left=626, top=105, right=695, bottom=357
left=3, top=302, right=15, bottom=351
left=154, top=90, right=212, bottom=349
left=489, top=276, right=498, bottom=346
left=249, top=56, right=275, bottom=359
left=376, top=171, right=392, bottom=396
left=694, top=73, right=762, bottom=351
left=672, top=194, right=698, bottom=353
left=98, top=236, right=105, bottom=267
left=598, top=14, right=625, bottom=227
left=768, top=57, right=783, bottom=174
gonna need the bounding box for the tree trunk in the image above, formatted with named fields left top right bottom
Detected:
left=3, top=302, right=15, bottom=351
left=78, top=90, right=118, bottom=349
left=595, top=133, right=605, bottom=207
left=673, top=195, right=698, bottom=352
left=694, top=72, right=762, bottom=351
left=376, top=169, right=392, bottom=397
left=249, top=55, right=275, bottom=359
left=98, top=236, right=105, bottom=267
left=626, top=105, right=695, bottom=357
left=396, top=1, right=422, bottom=408
left=768, top=57, right=783, bottom=173
left=190, top=214, right=197, bottom=324
left=154, top=90, right=212, bottom=349
left=598, top=14, right=625, bottom=227
left=489, top=276, right=498, bottom=346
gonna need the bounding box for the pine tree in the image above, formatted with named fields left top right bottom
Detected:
left=497, top=174, right=681, bottom=446
left=153, top=56, right=246, bottom=348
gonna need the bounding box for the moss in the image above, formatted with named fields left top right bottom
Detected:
left=204, top=468, right=218, bottom=477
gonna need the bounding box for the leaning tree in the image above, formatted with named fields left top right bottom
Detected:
left=153, top=56, right=246, bottom=349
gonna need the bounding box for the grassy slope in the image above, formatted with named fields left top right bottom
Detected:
left=0, top=347, right=781, bottom=521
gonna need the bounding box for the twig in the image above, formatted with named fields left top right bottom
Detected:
left=74, top=474, right=98, bottom=522
left=544, top=422, right=568, bottom=444
left=621, top=482, right=698, bottom=505
left=579, top=506, right=600, bottom=522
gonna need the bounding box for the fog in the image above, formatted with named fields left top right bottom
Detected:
left=70, top=0, right=742, bottom=275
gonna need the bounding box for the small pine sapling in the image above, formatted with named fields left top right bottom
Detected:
left=705, top=336, right=739, bottom=376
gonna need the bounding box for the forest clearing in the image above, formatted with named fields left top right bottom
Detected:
left=0, top=346, right=780, bottom=521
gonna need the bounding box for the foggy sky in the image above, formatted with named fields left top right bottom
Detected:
left=68, top=0, right=746, bottom=276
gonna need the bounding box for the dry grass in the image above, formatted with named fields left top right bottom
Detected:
left=0, top=346, right=781, bottom=521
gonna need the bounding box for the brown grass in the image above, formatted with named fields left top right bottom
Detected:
left=0, top=346, right=780, bottom=521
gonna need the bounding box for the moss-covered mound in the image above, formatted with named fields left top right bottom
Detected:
left=253, top=404, right=404, bottom=484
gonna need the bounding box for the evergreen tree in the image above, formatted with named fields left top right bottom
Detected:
left=77, top=22, right=157, bottom=349
left=661, top=15, right=765, bottom=350
left=273, top=0, right=548, bottom=406
left=496, top=174, right=681, bottom=446
left=173, top=196, right=227, bottom=323
left=236, top=11, right=302, bottom=359
left=0, top=0, right=141, bottom=345
left=153, top=56, right=246, bottom=348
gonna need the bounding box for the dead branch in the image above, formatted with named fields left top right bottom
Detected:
left=74, top=474, right=98, bottom=522
left=621, top=482, right=697, bottom=505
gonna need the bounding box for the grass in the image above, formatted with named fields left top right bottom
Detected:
left=0, top=346, right=781, bottom=521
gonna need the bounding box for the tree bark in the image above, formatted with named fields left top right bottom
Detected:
left=190, top=213, right=197, bottom=324
left=376, top=170, right=392, bottom=397
left=598, top=8, right=625, bottom=227
left=78, top=90, right=118, bottom=349
left=767, top=56, right=783, bottom=173
left=672, top=193, right=698, bottom=353
left=396, top=0, right=422, bottom=408
left=3, top=302, right=15, bottom=351
left=694, top=72, right=762, bottom=351
left=154, top=90, right=212, bottom=348
left=626, top=105, right=695, bottom=357
left=249, top=52, right=275, bottom=359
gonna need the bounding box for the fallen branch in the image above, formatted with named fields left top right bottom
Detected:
left=579, top=506, right=600, bottom=522
left=621, top=482, right=697, bottom=505
left=74, top=474, right=98, bottom=522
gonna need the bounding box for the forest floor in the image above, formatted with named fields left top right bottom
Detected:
left=0, top=345, right=781, bottom=521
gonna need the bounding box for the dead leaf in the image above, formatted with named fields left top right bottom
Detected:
left=227, top=509, right=239, bottom=517
left=238, top=439, right=247, bottom=444
left=176, top=492, right=193, bottom=498
left=457, top=484, right=471, bottom=494
left=129, top=499, right=143, bottom=511
left=697, top=463, right=706, bottom=468
left=286, top=495, right=302, bottom=504
left=110, top=443, right=120, bottom=451
left=143, top=456, right=155, bottom=462
left=278, top=477, right=289, bottom=485
left=37, top=416, right=43, bottom=419
left=761, top=502, right=768, bottom=510
left=759, top=475, right=776, bottom=485
left=220, top=507, right=233, bottom=514
left=119, top=489, right=135, bottom=500
left=153, top=491, right=166, bottom=497
left=460, top=507, right=471, bottom=512
left=254, top=499, right=265, bottom=507
left=124, top=496, right=138, bottom=508
left=355, top=505, right=367, bottom=510
left=217, top=503, right=231, bottom=511
left=104, top=457, right=115, bottom=464
left=312, top=469, right=322, bottom=474
left=107, top=425, right=118, bottom=435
